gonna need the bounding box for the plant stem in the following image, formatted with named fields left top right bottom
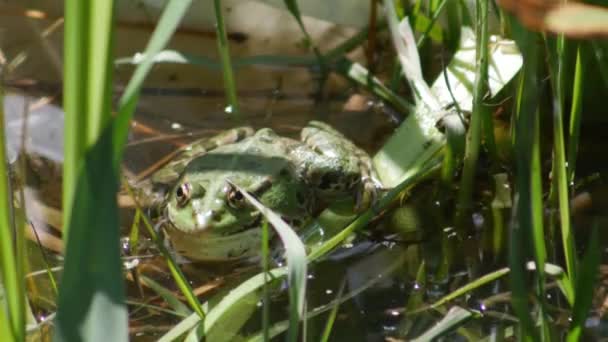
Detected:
left=213, top=0, right=240, bottom=118
left=456, top=0, right=489, bottom=223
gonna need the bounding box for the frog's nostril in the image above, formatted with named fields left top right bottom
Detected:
left=212, top=211, right=222, bottom=222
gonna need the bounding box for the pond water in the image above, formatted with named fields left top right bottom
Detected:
left=13, top=67, right=608, bottom=340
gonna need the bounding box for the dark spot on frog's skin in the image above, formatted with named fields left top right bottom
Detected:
left=319, top=173, right=337, bottom=190
left=296, top=192, right=305, bottom=207
left=212, top=211, right=222, bottom=222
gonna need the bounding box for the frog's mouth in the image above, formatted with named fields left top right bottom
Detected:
left=164, top=208, right=263, bottom=236
left=164, top=213, right=264, bottom=262
left=226, top=213, right=262, bottom=235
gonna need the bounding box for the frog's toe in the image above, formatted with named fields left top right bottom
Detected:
left=355, top=177, right=378, bottom=212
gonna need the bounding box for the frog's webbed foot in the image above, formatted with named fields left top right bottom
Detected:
left=354, top=156, right=381, bottom=212
left=150, top=127, right=254, bottom=187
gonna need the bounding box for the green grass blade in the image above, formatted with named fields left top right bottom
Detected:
left=261, top=220, right=270, bottom=342
left=0, top=90, right=24, bottom=342
left=235, top=184, right=307, bottom=342
left=86, top=0, right=114, bottom=144
left=55, top=128, right=128, bottom=341
left=567, top=226, right=600, bottom=342
left=213, top=0, right=240, bottom=118
left=140, top=275, right=192, bottom=318
left=567, top=46, right=584, bottom=182
left=158, top=267, right=288, bottom=342
left=319, top=281, right=345, bottom=342
left=508, top=18, right=545, bottom=340
left=113, top=0, right=193, bottom=170
left=62, top=0, right=88, bottom=234
left=430, top=268, right=509, bottom=309
left=412, top=306, right=475, bottom=342
left=281, top=0, right=324, bottom=66
left=58, top=0, right=128, bottom=340
left=334, top=57, right=414, bottom=114
left=547, top=33, right=578, bottom=285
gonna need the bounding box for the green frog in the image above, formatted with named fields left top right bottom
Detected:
left=144, top=121, right=377, bottom=261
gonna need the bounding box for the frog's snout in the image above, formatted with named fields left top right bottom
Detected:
left=194, top=210, right=220, bottom=230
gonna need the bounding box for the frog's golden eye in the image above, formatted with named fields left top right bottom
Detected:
left=175, top=183, right=192, bottom=207
left=227, top=189, right=245, bottom=208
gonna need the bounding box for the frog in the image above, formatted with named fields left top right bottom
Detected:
left=143, top=121, right=377, bottom=261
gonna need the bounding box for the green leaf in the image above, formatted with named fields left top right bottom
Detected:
left=0, top=90, right=25, bottom=341
left=430, top=268, right=510, bottom=309
left=140, top=276, right=191, bottom=318
left=113, top=0, right=193, bottom=170
left=567, top=226, right=601, bottom=342
left=55, top=128, right=127, bottom=341
left=412, top=306, right=475, bottom=341
left=235, top=184, right=307, bottom=342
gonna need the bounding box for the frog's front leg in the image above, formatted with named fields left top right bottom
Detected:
left=300, top=121, right=377, bottom=211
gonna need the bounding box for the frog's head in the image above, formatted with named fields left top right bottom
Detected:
left=165, top=172, right=263, bottom=236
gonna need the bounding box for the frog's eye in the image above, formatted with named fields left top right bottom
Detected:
left=227, top=189, right=245, bottom=208
left=175, top=183, right=192, bottom=207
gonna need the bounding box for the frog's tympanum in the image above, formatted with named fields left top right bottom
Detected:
left=145, top=121, right=377, bottom=261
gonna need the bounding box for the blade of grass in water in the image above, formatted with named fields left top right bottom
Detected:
left=567, top=226, right=600, bottom=342
left=213, top=0, right=240, bottom=118
left=567, top=46, right=584, bottom=182
left=508, top=18, right=546, bottom=340
left=235, top=184, right=307, bottom=342
left=139, top=275, right=192, bottom=318
left=261, top=220, right=270, bottom=342
left=319, top=280, right=345, bottom=342
left=334, top=57, right=414, bottom=114
left=412, top=307, right=475, bottom=342
left=0, top=89, right=25, bottom=342
left=113, top=0, right=193, bottom=170
left=282, top=0, right=324, bottom=68
left=546, top=32, right=577, bottom=288
left=429, top=268, right=509, bottom=309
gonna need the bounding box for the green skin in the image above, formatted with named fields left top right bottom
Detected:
left=149, top=121, right=376, bottom=261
